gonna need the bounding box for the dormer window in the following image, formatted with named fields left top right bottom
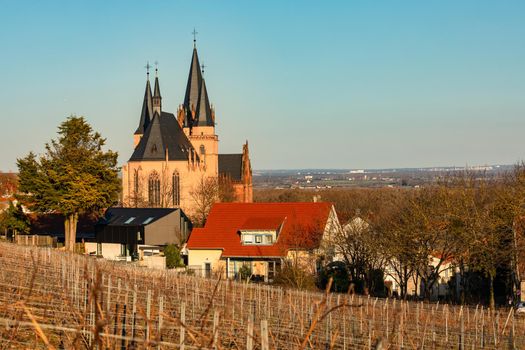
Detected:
left=240, top=231, right=276, bottom=245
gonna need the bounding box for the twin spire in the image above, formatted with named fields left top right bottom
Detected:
left=135, top=42, right=214, bottom=136
left=183, top=47, right=214, bottom=128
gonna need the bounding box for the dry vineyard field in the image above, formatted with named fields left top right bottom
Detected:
left=0, top=242, right=524, bottom=349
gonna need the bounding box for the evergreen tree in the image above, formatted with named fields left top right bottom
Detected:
left=17, top=116, right=120, bottom=251
left=0, top=202, right=30, bottom=236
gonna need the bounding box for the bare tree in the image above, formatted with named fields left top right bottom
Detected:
left=218, top=175, right=236, bottom=203
left=190, top=176, right=219, bottom=227
left=126, top=171, right=148, bottom=208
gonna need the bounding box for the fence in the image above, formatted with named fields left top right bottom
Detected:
left=14, top=234, right=55, bottom=247
left=0, top=241, right=523, bottom=349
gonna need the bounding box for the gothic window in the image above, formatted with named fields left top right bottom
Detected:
left=172, top=171, right=180, bottom=206
left=199, top=145, right=206, bottom=166
left=133, top=170, right=139, bottom=195
left=148, top=171, right=160, bottom=206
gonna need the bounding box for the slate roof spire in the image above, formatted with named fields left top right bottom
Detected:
left=152, top=63, right=162, bottom=115
left=194, top=77, right=214, bottom=127
left=130, top=112, right=198, bottom=162
left=134, top=64, right=153, bottom=135
left=183, top=46, right=203, bottom=127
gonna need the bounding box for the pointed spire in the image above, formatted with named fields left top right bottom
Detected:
left=194, top=78, right=214, bottom=127
left=152, top=63, right=162, bottom=115
left=183, top=46, right=203, bottom=127
left=135, top=67, right=153, bottom=135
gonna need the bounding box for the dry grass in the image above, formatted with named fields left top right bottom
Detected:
left=0, top=242, right=523, bottom=349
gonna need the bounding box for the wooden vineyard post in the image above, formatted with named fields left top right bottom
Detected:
left=247, top=314, right=254, bottom=350
left=107, top=275, right=112, bottom=314
left=399, top=302, right=404, bottom=349
left=146, top=289, right=152, bottom=343
left=213, top=310, right=219, bottom=349
left=481, top=306, right=484, bottom=348
left=360, top=300, right=363, bottom=333
left=180, top=302, right=186, bottom=350
left=445, top=305, right=448, bottom=344
left=113, top=303, right=120, bottom=349
left=343, top=296, right=347, bottom=350
left=493, top=311, right=497, bottom=347
left=385, top=299, right=388, bottom=339
left=460, top=307, right=465, bottom=350
left=131, top=288, right=137, bottom=348
left=261, top=319, right=269, bottom=350
left=416, top=302, right=420, bottom=336
left=121, top=303, right=127, bottom=350
left=368, top=320, right=372, bottom=350
left=157, top=295, right=164, bottom=350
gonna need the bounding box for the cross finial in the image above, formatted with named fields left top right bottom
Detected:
left=144, top=61, right=151, bottom=78
left=154, top=61, right=159, bottom=77
left=192, top=28, right=198, bottom=47
left=201, top=64, right=206, bottom=75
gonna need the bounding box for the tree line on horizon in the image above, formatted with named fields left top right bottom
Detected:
left=255, top=169, right=525, bottom=308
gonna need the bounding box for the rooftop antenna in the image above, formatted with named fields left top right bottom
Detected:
left=192, top=28, right=198, bottom=48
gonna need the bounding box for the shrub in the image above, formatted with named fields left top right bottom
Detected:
left=164, top=244, right=184, bottom=269
left=238, top=264, right=252, bottom=281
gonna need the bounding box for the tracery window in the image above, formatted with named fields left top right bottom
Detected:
left=172, top=171, right=180, bottom=206
left=148, top=171, right=160, bottom=206
left=133, top=169, right=139, bottom=195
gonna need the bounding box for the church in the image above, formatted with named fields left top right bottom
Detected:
left=121, top=42, right=253, bottom=217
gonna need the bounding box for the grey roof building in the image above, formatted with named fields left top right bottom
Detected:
left=95, top=207, right=192, bottom=247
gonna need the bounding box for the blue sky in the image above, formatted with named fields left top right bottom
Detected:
left=0, top=1, right=524, bottom=171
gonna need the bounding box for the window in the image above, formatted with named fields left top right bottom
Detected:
left=266, top=235, right=273, bottom=244
left=142, top=217, right=155, bottom=225
left=199, top=145, right=206, bottom=165
left=204, top=262, right=212, bottom=278
left=243, top=234, right=253, bottom=244
left=148, top=171, right=160, bottom=206
left=172, top=171, right=180, bottom=206
left=124, top=217, right=136, bottom=224
left=133, top=170, right=139, bottom=195
left=120, top=244, right=127, bottom=256
left=97, top=243, right=102, bottom=256
left=255, top=235, right=262, bottom=244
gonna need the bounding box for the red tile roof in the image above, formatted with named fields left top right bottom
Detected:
left=186, top=202, right=333, bottom=258
left=238, top=216, right=284, bottom=231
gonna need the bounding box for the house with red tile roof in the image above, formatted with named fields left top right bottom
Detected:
left=186, top=202, right=340, bottom=281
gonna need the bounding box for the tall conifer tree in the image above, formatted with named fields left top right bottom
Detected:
left=17, top=116, right=120, bottom=251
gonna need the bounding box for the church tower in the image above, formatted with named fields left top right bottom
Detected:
left=178, top=42, right=219, bottom=175
left=133, top=66, right=153, bottom=148
left=152, top=67, right=162, bottom=116
left=122, top=34, right=253, bottom=216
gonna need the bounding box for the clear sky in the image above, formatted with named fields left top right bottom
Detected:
left=1, top=1, right=524, bottom=171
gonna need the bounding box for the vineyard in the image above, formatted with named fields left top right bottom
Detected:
left=0, top=242, right=523, bottom=349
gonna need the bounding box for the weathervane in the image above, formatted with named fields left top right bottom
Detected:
left=154, top=61, right=159, bottom=76
left=201, top=64, right=206, bottom=75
